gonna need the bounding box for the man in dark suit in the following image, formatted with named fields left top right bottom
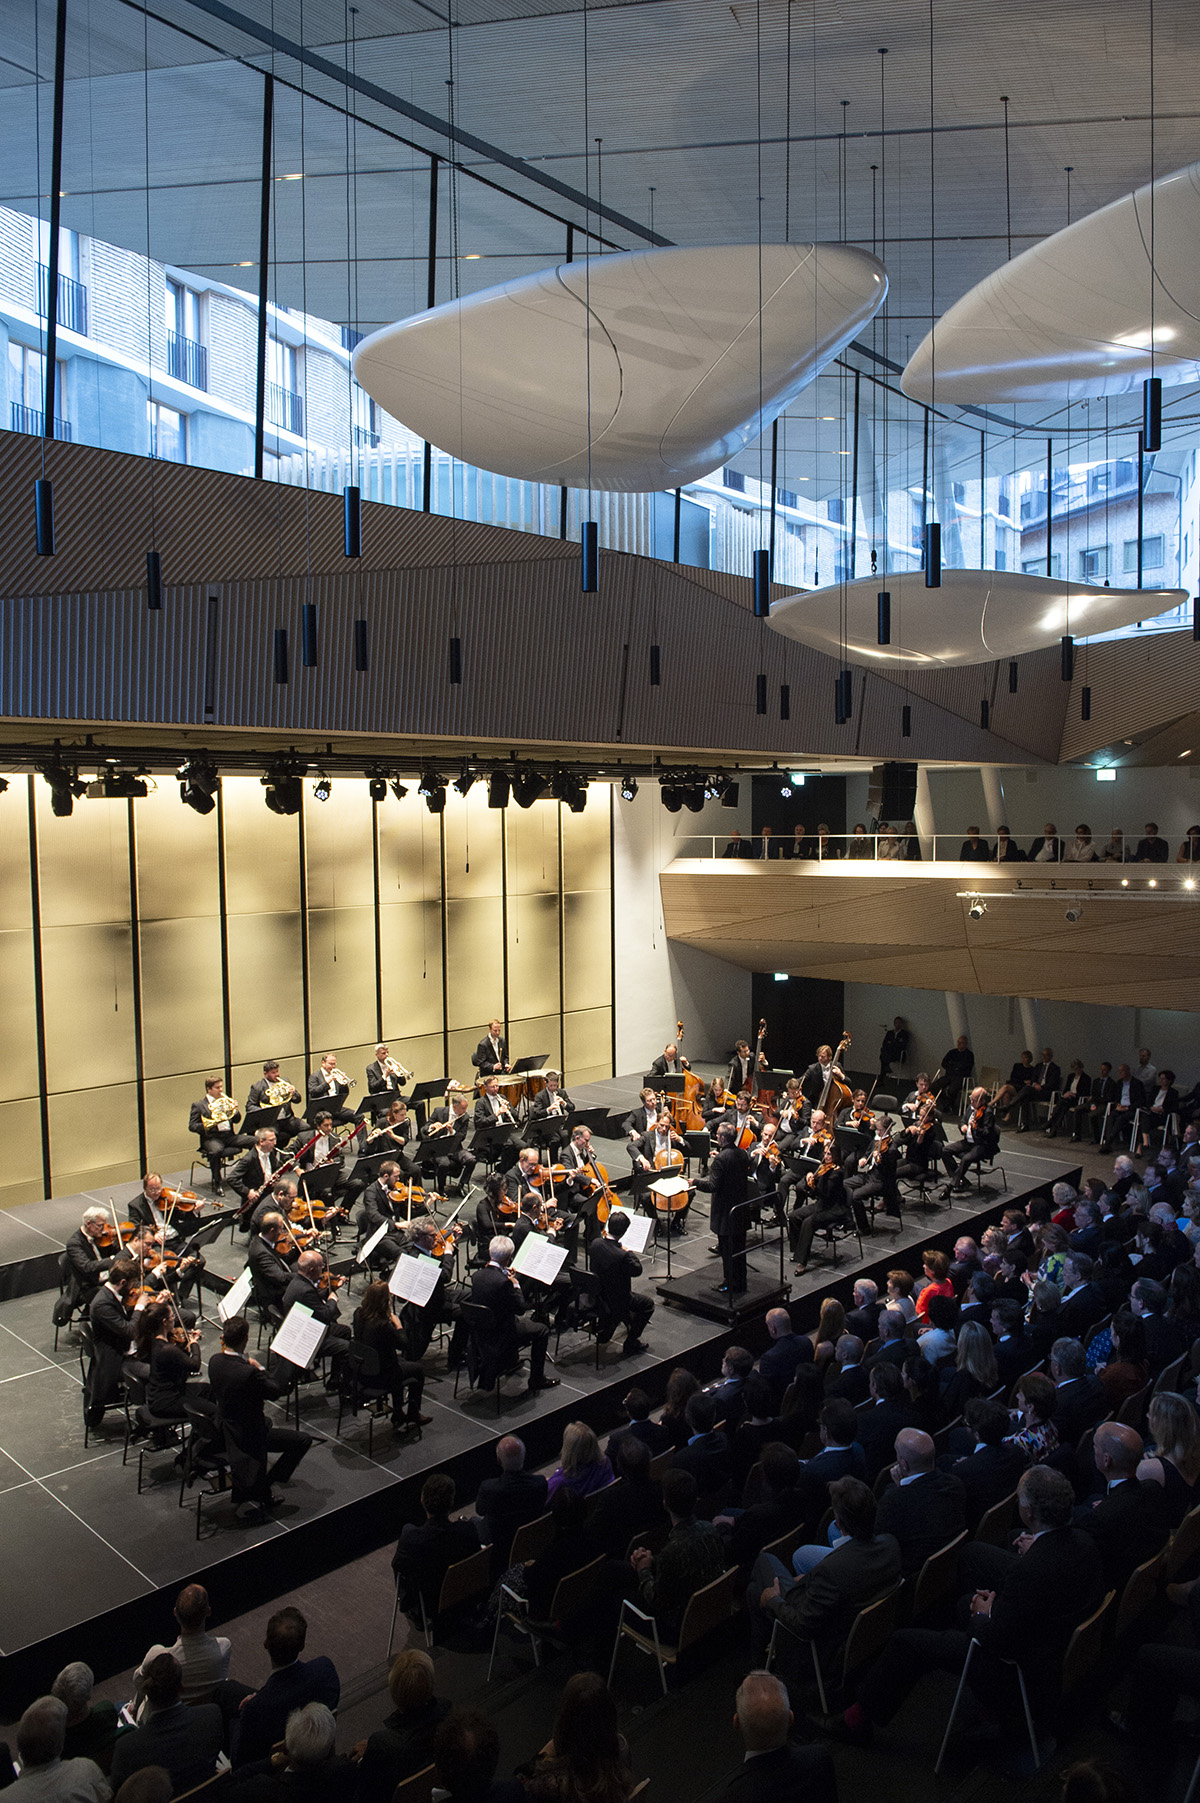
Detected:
left=990, top=1301, right=1032, bottom=1390
left=207, top=1315, right=312, bottom=1520
left=1049, top=1338, right=1109, bottom=1444
left=280, top=1251, right=351, bottom=1380
left=524, top=1070, right=575, bottom=1159
left=942, top=1399, right=1027, bottom=1531
left=590, top=1210, right=653, bottom=1355
left=392, top=1472, right=480, bottom=1617
left=748, top=1473, right=902, bottom=1665
left=723, top=828, right=753, bottom=858
left=794, top=1400, right=868, bottom=1525
left=756, top=1306, right=812, bottom=1400
left=695, top=1123, right=751, bottom=1295
left=867, top=1307, right=910, bottom=1368
left=798, top=1045, right=848, bottom=1106
left=248, top=1211, right=300, bottom=1315
left=246, top=1060, right=305, bottom=1143
left=1028, top=823, right=1064, bottom=863
left=228, top=1128, right=290, bottom=1222
left=670, top=1390, right=733, bottom=1496
left=1133, top=822, right=1169, bottom=863
left=366, top=1043, right=408, bottom=1099
left=875, top=1429, right=967, bottom=1577
left=356, top=1160, right=413, bottom=1270
left=621, top=1086, right=664, bottom=1143
left=650, top=1040, right=691, bottom=1078
left=224, top=1606, right=339, bottom=1766
left=587, top=1435, right=668, bottom=1558
left=1056, top=1253, right=1110, bottom=1339
left=424, top=1090, right=478, bottom=1194
left=845, top=1278, right=881, bottom=1344
left=1086, top=1063, right=1119, bottom=1144
left=606, top=1388, right=671, bottom=1460
left=474, top=1078, right=521, bottom=1175
left=1075, top=1422, right=1171, bottom=1591
left=65, top=1209, right=114, bottom=1312
left=831, top=1466, right=1103, bottom=1740
left=937, top=1088, right=999, bottom=1197
left=1015, top=1048, right=1061, bottom=1131
left=1132, top=1277, right=1187, bottom=1374
left=110, top=1653, right=222, bottom=1793
left=306, top=1053, right=357, bottom=1125
left=474, top=1435, right=548, bottom=1567
left=855, top=1362, right=917, bottom=1482
left=1046, top=1060, right=1091, bottom=1139
left=85, top=1257, right=139, bottom=1428
left=714, top=1670, right=837, bottom=1803
left=188, top=1076, right=251, bottom=1194
left=471, top=1020, right=510, bottom=1075
left=825, top=1337, right=869, bottom=1405
left=469, top=1236, right=558, bottom=1393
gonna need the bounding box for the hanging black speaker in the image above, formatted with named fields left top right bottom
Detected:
left=923, top=522, right=941, bottom=588
left=1008, top=659, right=1019, bottom=693
left=301, top=603, right=318, bottom=667
left=780, top=682, right=790, bottom=721
left=1143, top=375, right=1162, bottom=454
left=1061, top=634, right=1075, bottom=681
left=840, top=668, right=853, bottom=719
left=581, top=520, right=598, bottom=592
left=835, top=679, right=846, bottom=726
left=344, top=485, right=362, bottom=558
left=35, top=479, right=54, bottom=556
left=877, top=590, right=891, bottom=644
left=649, top=644, right=661, bottom=687
left=1194, top=595, right=1200, bottom=642
left=753, top=548, right=771, bottom=618
left=901, top=704, right=912, bottom=738
left=981, top=698, right=990, bottom=729
left=449, top=636, right=462, bottom=684
left=1081, top=685, right=1092, bottom=721
left=354, top=619, right=368, bottom=671
left=273, top=627, right=289, bottom=684
left=755, top=673, right=767, bottom=716
left=146, top=549, right=162, bottom=611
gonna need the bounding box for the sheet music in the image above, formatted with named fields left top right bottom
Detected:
left=270, top=1302, right=328, bottom=1369
left=388, top=1253, right=443, bottom=1307
left=357, top=1219, right=390, bottom=1265
left=615, top=1212, right=653, bottom=1254
left=649, top=1175, right=690, bottom=1199
left=511, top=1232, right=569, bottom=1286
left=218, top=1266, right=253, bottom=1322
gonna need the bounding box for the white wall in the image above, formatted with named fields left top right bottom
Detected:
left=612, top=785, right=752, bottom=1074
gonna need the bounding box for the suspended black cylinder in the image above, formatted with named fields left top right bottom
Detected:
left=755, top=673, right=767, bottom=716
left=581, top=520, right=598, bottom=592
left=1194, top=595, right=1200, bottom=643
left=146, top=549, right=162, bottom=610
left=901, top=704, right=912, bottom=738
left=449, top=636, right=462, bottom=684
left=840, top=668, right=853, bottom=719
left=1061, top=634, right=1075, bottom=681
left=1081, top=685, right=1092, bottom=721
left=780, top=683, right=790, bottom=721
left=981, top=698, right=990, bottom=729
left=354, top=619, right=368, bottom=671
left=923, top=522, right=941, bottom=588
left=649, top=644, right=661, bottom=687
left=301, top=603, right=318, bottom=667
left=35, top=479, right=54, bottom=556
left=273, top=627, right=289, bottom=685
left=835, top=679, right=846, bottom=726
left=1143, top=375, right=1162, bottom=454
left=344, top=485, right=362, bottom=557
left=753, top=548, right=771, bottom=618
left=1008, top=660, right=1019, bottom=693
left=877, top=590, right=891, bottom=645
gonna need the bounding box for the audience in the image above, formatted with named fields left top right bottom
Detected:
left=522, top=1672, right=631, bottom=1803
left=392, top=1474, right=481, bottom=1621
left=130, top=1585, right=230, bottom=1713
left=352, top=1652, right=450, bottom=1803
left=432, top=1710, right=522, bottom=1803
left=220, top=1608, right=340, bottom=1769
left=546, top=1423, right=614, bottom=1500
left=627, top=1469, right=726, bottom=1636
left=49, top=1667, right=118, bottom=1776
left=714, top=1671, right=836, bottom=1803
left=8, top=1698, right=110, bottom=1803
left=108, top=1655, right=222, bottom=1795
left=224, top=1704, right=356, bottom=1803
left=474, top=1435, right=549, bottom=1568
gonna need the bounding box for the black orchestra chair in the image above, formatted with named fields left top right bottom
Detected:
left=334, top=1341, right=392, bottom=1457
left=453, top=1300, right=524, bottom=1412
left=78, top=1322, right=133, bottom=1451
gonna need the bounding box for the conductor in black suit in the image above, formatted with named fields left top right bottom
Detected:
left=589, top=1211, right=654, bottom=1355
left=695, top=1124, right=751, bottom=1296
left=207, top=1315, right=312, bottom=1521
left=713, top=1671, right=837, bottom=1803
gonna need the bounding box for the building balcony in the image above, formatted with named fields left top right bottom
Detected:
left=166, top=330, right=208, bottom=391
left=36, top=264, right=88, bottom=336
left=266, top=381, right=304, bottom=436
left=10, top=401, right=71, bottom=441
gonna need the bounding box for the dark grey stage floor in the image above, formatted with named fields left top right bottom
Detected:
left=0, top=1067, right=1081, bottom=1685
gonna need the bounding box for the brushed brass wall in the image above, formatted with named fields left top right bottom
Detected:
left=0, top=775, right=614, bottom=1208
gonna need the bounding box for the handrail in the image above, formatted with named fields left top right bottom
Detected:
left=670, top=830, right=1198, bottom=866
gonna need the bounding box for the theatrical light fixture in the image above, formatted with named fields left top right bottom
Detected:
left=660, top=782, right=683, bottom=813
left=487, top=769, right=510, bottom=809
left=368, top=776, right=387, bottom=803
left=89, top=769, right=149, bottom=799
left=1186, top=879, right=1197, bottom=891
left=453, top=763, right=477, bottom=797
left=177, top=756, right=219, bottom=815
left=511, top=769, right=548, bottom=809
left=0, top=778, right=8, bottom=796
left=418, top=771, right=447, bottom=814
left=789, top=772, right=806, bottom=787
left=312, top=773, right=333, bottom=802
left=720, top=781, right=740, bottom=808
left=1121, top=877, right=1129, bottom=886
left=41, top=758, right=87, bottom=817
left=1148, top=878, right=1157, bottom=888
left=780, top=782, right=792, bottom=797
left=1065, top=903, right=1083, bottom=922
left=390, top=780, right=409, bottom=802
left=968, top=901, right=987, bottom=920
left=620, top=776, right=638, bottom=802
left=262, top=759, right=304, bottom=816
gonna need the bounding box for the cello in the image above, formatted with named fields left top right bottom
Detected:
left=816, top=1031, right=854, bottom=1121
left=671, top=1021, right=706, bottom=1131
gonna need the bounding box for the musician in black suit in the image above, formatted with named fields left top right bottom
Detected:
left=786, top=1148, right=851, bottom=1274
left=622, top=1087, right=664, bottom=1143
left=188, top=1077, right=251, bottom=1194
left=298, top=1111, right=352, bottom=1217
left=525, top=1071, right=574, bottom=1159
left=65, top=1209, right=115, bottom=1309
left=695, top=1125, right=751, bottom=1296
left=280, top=1252, right=351, bottom=1378
left=246, top=1061, right=305, bottom=1143
left=471, top=1020, right=510, bottom=1075
left=632, top=1117, right=687, bottom=1177
left=728, top=1039, right=761, bottom=1093
left=590, top=1211, right=653, bottom=1355
left=358, top=1162, right=421, bottom=1268
left=248, top=1213, right=300, bottom=1313
left=469, top=1237, right=558, bottom=1393
left=366, top=1044, right=409, bottom=1098
left=937, top=1088, right=998, bottom=1197
left=473, top=1077, right=520, bottom=1174
left=423, top=1090, right=477, bottom=1193
left=650, top=1041, right=690, bottom=1077
left=714, top=1671, right=837, bottom=1803
left=798, top=1045, right=846, bottom=1105
left=207, top=1314, right=312, bottom=1520
left=228, top=1130, right=290, bottom=1225
left=362, top=1098, right=421, bottom=1178
left=306, top=1054, right=357, bottom=1125
left=84, top=1257, right=138, bottom=1426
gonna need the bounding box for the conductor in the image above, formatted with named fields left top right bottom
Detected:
left=695, top=1123, right=751, bottom=1298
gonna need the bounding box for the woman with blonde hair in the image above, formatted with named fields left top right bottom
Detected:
left=546, top=1421, right=613, bottom=1500
left=810, top=1297, right=846, bottom=1366
left=1138, top=1392, right=1200, bottom=1526
left=940, top=1319, right=999, bottom=1419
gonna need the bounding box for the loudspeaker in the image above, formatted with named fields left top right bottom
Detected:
left=878, top=760, right=918, bottom=821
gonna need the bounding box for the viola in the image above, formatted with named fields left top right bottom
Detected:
left=317, top=1269, right=346, bottom=1293
left=91, top=1220, right=136, bottom=1252
left=913, top=1095, right=938, bottom=1140
left=429, top=1222, right=465, bottom=1258
left=159, top=1187, right=204, bottom=1214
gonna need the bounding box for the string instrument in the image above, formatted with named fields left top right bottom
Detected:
left=749, top=1017, right=774, bottom=1109
left=317, top=1268, right=347, bottom=1293
left=670, top=1021, right=706, bottom=1131
left=159, top=1186, right=204, bottom=1214
left=816, top=1031, right=854, bottom=1119
left=527, top=1163, right=569, bottom=1191
left=270, top=1227, right=319, bottom=1256
left=651, top=1096, right=685, bottom=1168
left=845, top=1107, right=876, bottom=1133
left=865, top=1122, right=894, bottom=1168
left=91, top=1219, right=136, bottom=1252
left=805, top=1138, right=839, bottom=1192
left=428, top=1222, right=465, bottom=1258
left=912, top=1094, right=939, bottom=1140
left=532, top=1200, right=564, bottom=1235
left=735, top=1109, right=759, bottom=1151
left=581, top=1153, right=616, bottom=1225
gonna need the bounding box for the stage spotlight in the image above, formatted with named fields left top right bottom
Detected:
left=720, top=781, right=740, bottom=808
left=1148, top=879, right=1158, bottom=888
left=453, top=763, right=477, bottom=797
left=178, top=756, right=219, bottom=815
left=1064, top=903, right=1083, bottom=922
left=262, top=759, right=303, bottom=815
left=312, top=773, right=332, bottom=803
left=511, top=770, right=548, bottom=809
left=780, top=782, right=792, bottom=798
left=367, top=775, right=387, bottom=803
left=682, top=781, right=706, bottom=813
left=487, top=769, right=510, bottom=809
left=660, top=782, right=683, bottom=813
left=0, top=778, right=8, bottom=796
left=565, top=777, right=588, bottom=814
left=390, top=780, right=409, bottom=802
left=418, top=771, right=447, bottom=814
left=42, top=759, right=86, bottom=817
left=620, top=776, right=638, bottom=802
left=968, top=900, right=987, bottom=920
left=1186, top=878, right=1197, bottom=892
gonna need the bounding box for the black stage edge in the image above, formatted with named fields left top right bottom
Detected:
left=0, top=1250, right=61, bottom=1301
left=2, top=1167, right=1077, bottom=1709
left=659, top=1259, right=789, bottom=1323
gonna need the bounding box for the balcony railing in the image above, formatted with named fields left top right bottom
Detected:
left=10, top=401, right=72, bottom=441
left=266, top=381, right=304, bottom=436
left=36, top=264, right=88, bottom=335
left=352, top=422, right=380, bottom=448
left=166, top=330, right=208, bottom=391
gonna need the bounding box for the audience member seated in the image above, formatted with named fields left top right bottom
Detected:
left=391, top=1474, right=481, bottom=1622
left=1097, top=1310, right=1149, bottom=1409
left=224, top=1703, right=356, bottom=1803
left=547, top=1422, right=614, bottom=1500
left=475, top=1435, right=549, bottom=1569
left=875, top=1429, right=966, bottom=1577
left=49, top=1667, right=118, bottom=1776
left=1075, top=1422, right=1171, bottom=1590
left=845, top=1278, right=881, bottom=1344
left=713, top=1440, right=804, bottom=1571
left=1049, top=1337, right=1109, bottom=1445
left=939, top=1321, right=998, bottom=1420
left=352, top=1651, right=451, bottom=1803
left=917, top=1294, right=958, bottom=1366
left=989, top=1300, right=1031, bottom=1390
left=747, top=1474, right=901, bottom=1666
left=130, top=1585, right=230, bottom=1714
left=8, top=1698, right=110, bottom=1803
left=605, top=1389, right=670, bottom=1461
left=586, top=1435, right=667, bottom=1558
left=868, top=1306, right=910, bottom=1367
left=659, top=1368, right=702, bottom=1450
left=1136, top=1391, right=1200, bottom=1525
left=1005, top=1371, right=1060, bottom=1465
left=1131, top=1277, right=1187, bottom=1374
left=794, top=1400, right=867, bottom=1527
left=942, top=1399, right=1028, bottom=1530
left=522, top=1671, right=632, bottom=1803
left=914, top=1249, right=955, bottom=1322
left=855, top=1361, right=916, bottom=1481
left=729, top=1375, right=785, bottom=1491
left=669, top=1392, right=733, bottom=1500
left=219, top=1608, right=340, bottom=1769
left=109, top=1656, right=222, bottom=1796
left=626, top=1468, right=726, bottom=1638
left=1026, top=1280, right=1065, bottom=1362
left=524, top=1489, right=595, bottom=1623
left=704, top=1347, right=755, bottom=1433
left=432, top=1709, right=523, bottom=1803
left=824, top=1337, right=868, bottom=1405
left=712, top=1670, right=837, bottom=1803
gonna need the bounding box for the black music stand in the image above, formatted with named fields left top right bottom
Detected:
left=755, top=1067, right=792, bottom=1096
left=512, top=1053, right=551, bottom=1074
left=179, top=1218, right=230, bottom=1327
left=305, top=1085, right=353, bottom=1125
left=409, top=1079, right=447, bottom=1130
left=566, top=1107, right=611, bottom=1138
left=653, top=1073, right=686, bottom=1098
left=358, top=1087, right=403, bottom=1119
left=725, top=1196, right=775, bottom=1297
left=472, top=1123, right=520, bottom=1174
left=243, top=1105, right=288, bottom=1136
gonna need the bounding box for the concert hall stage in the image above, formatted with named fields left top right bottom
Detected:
left=0, top=1072, right=1081, bottom=1709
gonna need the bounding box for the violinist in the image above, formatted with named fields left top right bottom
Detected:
left=246, top=1059, right=305, bottom=1143
left=788, top=1150, right=854, bottom=1275
left=703, top=1076, right=730, bottom=1121
left=84, top=1256, right=141, bottom=1429
left=250, top=1176, right=303, bottom=1237
left=249, top=1211, right=301, bottom=1314
left=65, top=1208, right=118, bottom=1311
left=900, top=1072, right=935, bottom=1121
left=622, top=1087, right=662, bottom=1142
left=425, top=1089, right=478, bottom=1194
left=748, top=1119, right=783, bottom=1196
left=228, top=1128, right=289, bottom=1225
left=775, top=1109, right=832, bottom=1215
left=937, top=1085, right=999, bottom=1199
left=351, top=1281, right=431, bottom=1435
left=799, top=1045, right=846, bottom=1104
left=505, top=1147, right=552, bottom=1212
left=475, top=1172, right=508, bottom=1246
left=650, top=1042, right=690, bottom=1078
left=358, top=1162, right=420, bottom=1269
left=129, top=1226, right=200, bottom=1324
left=474, top=1077, right=520, bottom=1174
left=846, top=1117, right=902, bottom=1222
left=526, top=1070, right=575, bottom=1159
left=469, top=1236, right=557, bottom=1394
left=774, top=1078, right=809, bottom=1150
left=837, top=1089, right=875, bottom=1131
left=129, top=1172, right=181, bottom=1242
left=510, top=1195, right=573, bottom=1327
left=280, top=1251, right=351, bottom=1382
left=138, top=1301, right=205, bottom=1432
left=188, top=1076, right=251, bottom=1194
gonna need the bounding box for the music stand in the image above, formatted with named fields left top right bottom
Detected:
left=358, top=1088, right=402, bottom=1119
left=409, top=1079, right=447, bottom=1130
left=646, top=1171, right=690, bottom=1280
left=565, top=1107, right=611, bottom=1138
left=653, top=1074, right=686, bottom=1097
left=526, top=1114, right=567, bottom=1150
left=512, top=1053, right=551, bottom=1074
left=179, top=1218, right=230, bottom=1327
left=472, top=1123, right=520, bottom=1174
left=243, top=1105, right=287, bottom=1135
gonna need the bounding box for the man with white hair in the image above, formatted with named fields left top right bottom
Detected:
left=713, top=1671, right=836, bottom=1803
left=277, top=1703, right=352, bottom=1787
left=474, top=1435, right=548, bottom=1567
left=7, top=1698, right=109, bottom=1803
left=467, top=1236, right=557, bottom=1394
left=64, top=1210, right=113, bottom=1312
left=49, top=1668, right=117, bottom=1774
left=845, top=1279, right=880, bottom=1343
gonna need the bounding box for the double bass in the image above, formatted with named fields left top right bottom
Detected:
left=749, top=1018, right=776, bottom=1115
left=670, top=1021, right=706, bottom=1131
left=816, top=1031, right=854, bottom=1121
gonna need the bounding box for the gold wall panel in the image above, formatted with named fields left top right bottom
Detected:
left=0, top=927, right=39, bottom=1099
left=304, top=782, right=375, bottom=910
left=443, top=796, right=503, bottom=899
left=509, top=1012, right=562, bottom=1073
left=143, top=1071, right=211, bottom=1175
left=0, top=1098, right=46, bottom=1198
left=226, top=911, right=304, bottom=1065
left=391, top=1032, right=448, bottom=1089
left=507, top=890, right=561, bottom=1020
left=42, top=923, right=137, bottom=1091
left=135, top=784, right=219, bottom=920
left=446, top=897, right=505, bottom=1031
left=49, top=1082, right=140, bottom=1192
left=307, top=906, right=377, bottom=1049
left=446, top=1025, right=484, bottom=1087
left=505, top=801, right=560, bottom=896
left=378, top=800, right=443, bottom=905
left=0, top=778, right=32, bottom=931
left=563, top=890, right=612, bottom=1013
left=139, top=917, right=224, bottom=1077
left=222, top=777, right=301, bottom=915
left=36, top=789, right=130, bottom=926
left=379, top=901, right=444, bottom=1038
left=564, top=1008, right=612, bottom=1086
left=561, top=790, right=611, bottom=891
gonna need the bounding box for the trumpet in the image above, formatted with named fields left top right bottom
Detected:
left=201, top=1095, right=238, bottom=1129
left=384, top=1054, right=413, bottom=1084
left=330, top=1068, right=357, bottom=1089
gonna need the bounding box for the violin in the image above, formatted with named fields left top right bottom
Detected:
left=913, top=1094, right=939, bottom=1140
left=271, top=1228, right=318, bottom=1256
left=805, top=1134, right=837, bottom=1191
left=317, top=1269, right=346, bottom=1293
left=91, top=1220, right=136, bottom=1252
left=429, top=1222, right=465, bottom=1258
left=159, top=1187, right=204, bottom=1214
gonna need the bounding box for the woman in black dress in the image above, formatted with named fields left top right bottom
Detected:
left=353, top=1281, right=432, bottom=1435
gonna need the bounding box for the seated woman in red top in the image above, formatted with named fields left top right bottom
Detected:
left=914, top=1248, right=954, bottom=1323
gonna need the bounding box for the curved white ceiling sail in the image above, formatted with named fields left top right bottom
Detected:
left=768, top=569, right=1186, bottom=668
left=353, top=244, right=886, bottom=492
left=902, top=160, right=1200, bottom=404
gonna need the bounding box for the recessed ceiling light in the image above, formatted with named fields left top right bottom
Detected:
left=819, top=415, right=836, bottom=421
left=464, top=253, right=482, bottom=260
left=277, top=172, right=303, bottom=181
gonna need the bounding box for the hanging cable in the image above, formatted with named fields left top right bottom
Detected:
left=1001, top=94, right=1012, bottom=261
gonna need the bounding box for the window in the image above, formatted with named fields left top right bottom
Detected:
left=266, top=336, right=304, bottom=434
left=1078, top=545, right=1109, bottom=582
left=776, top=487, right=797, bottom=509
left=785, top=520, right=805, bottom=540
left=8, top=342, right=69, bottom=437
left=723, top=468, right=745, bottom=492
left=165, top=280, right=207, bottom=389
left=268, top=335, right=298, bottom=392
left=148, top=400, right=186, bottom=463
left=351, top=382, right=379, bottom=448
left=998, top=490, right=1010, bottom=518
left=1124, top=535, right=1165, bottom=573
left=826, top=497, right=844, bottom=523
left=33, top=219, right=86, bottom=334
left=952, top=480, right=965, bottom=503
left=1023, top=555, right=1061, bottom=577
left=994, top=548, right=1006, bottom=571
left=341, top=325, right=364, bottom=352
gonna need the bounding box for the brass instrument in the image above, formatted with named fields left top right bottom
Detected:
left=329, top=1067, right=357, bottom=1090
left=201, top=1094, right=238, bottom=1129
left=265, top=1077, right=298, bottom=1108
left=383, top=1054, right=413, bottom=1084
